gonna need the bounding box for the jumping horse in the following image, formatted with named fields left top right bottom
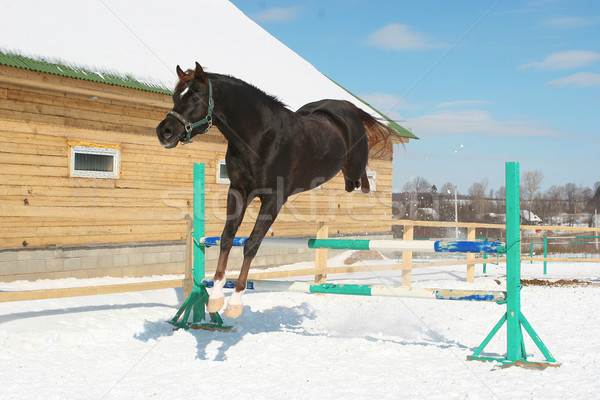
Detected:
left=156, top=63, right=394, bottom=318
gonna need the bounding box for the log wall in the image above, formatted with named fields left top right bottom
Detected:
left=0, top=77, right=394, bottom=250
left=0, top=69, right=395, bottom=280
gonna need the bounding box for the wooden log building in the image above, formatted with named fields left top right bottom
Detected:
left=0, top=52, right=416, bottom=282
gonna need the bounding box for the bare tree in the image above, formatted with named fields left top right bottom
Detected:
left=439, top=182, right=457, bottom=222
left=496, top=186, right=506, bottom=199
left=403, top=176, right=431, bottom=193
left=440, top=182, right=455, bottom=195
left=521, top=170, right=544, bottom=211
left=544, top=185, right=566, bottom=223
left=400, top=176, right=432, bottom=220
left=590, top=183, right=600, bottom=213
left=468, top=178, right=488, bottom=217
left=564, top=183, right=583, bottom=214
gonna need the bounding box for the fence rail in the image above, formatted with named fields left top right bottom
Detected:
left=391, top=219, right=600, bottom=283
left=2, top=218, right=599, bottom=303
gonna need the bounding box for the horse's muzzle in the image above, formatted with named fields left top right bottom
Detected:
left=156, top=121, right=181, bottom=149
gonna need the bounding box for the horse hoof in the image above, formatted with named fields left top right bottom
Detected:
left=224, top=304, right=243, bottom=319
left=207, top=297, right=224, bottom=313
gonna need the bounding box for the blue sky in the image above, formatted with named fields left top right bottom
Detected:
left=230, top=0, right=600, bottom=193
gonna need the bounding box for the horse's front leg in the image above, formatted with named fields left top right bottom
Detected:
left=225, top=195, right=282, bottom=318
left=207, top=186, right=248, bottom=313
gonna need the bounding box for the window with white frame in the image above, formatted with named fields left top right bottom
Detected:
left=367, top=170, right=377, bottom=191
left=216, top=158, right=230, bottom=184
left=70, top=144, right=120, bottom=179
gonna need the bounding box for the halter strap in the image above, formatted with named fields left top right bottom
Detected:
left=167, top=79, right=214, bottom=144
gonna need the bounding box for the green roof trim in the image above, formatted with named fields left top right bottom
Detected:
left=327, top=76, right=418, bottom=140
left=0, top=51, right=172, bottom=95
left=1, top=51, right=417, bottom=140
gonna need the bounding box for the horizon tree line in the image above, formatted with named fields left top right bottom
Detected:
left=394, top=170, right=600, bottom=226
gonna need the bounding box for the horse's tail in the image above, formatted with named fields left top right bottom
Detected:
left=350, top=105, right=395, bottom=158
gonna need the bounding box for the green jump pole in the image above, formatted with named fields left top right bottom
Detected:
left=530, top=243, right=534, bottom=264
left=505, top=161, right=525, bottom=363
left=482, top=237, right=487, bottom=273
left=170, top=163, right=231, bottom=330
left=468, top=162, right=559, bottom=367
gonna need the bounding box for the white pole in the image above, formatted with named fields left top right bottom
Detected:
left=215, top=279, right=507, bottom=302
left=369, top=240, right=436, bottom=252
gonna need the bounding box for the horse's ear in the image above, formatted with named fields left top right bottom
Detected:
left=176, top=65, right=185, bottom=79
left=194, top=62, right=207, bottom=82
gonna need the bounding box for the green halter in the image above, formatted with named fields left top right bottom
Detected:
left=167, top=79, right=214, bottom=144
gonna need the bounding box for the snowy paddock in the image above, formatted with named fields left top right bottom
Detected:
left=1, top=256, right=599, bottom=400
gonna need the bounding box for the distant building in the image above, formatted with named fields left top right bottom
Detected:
left=521, top=210, right=542, bottom=225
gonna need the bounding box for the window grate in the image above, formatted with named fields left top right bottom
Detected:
left=216, top=158, right=230, bottom=184
left=74, top=152, right=114, bottom=172
left=70, top=145, right=120, bottom=179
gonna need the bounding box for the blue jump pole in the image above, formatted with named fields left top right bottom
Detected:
left=171, top=162, right=560, bottom=367
left=199, top=236, right=503, bottom=254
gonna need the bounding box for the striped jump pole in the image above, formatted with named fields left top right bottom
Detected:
left=198, top=237, right=503, bottom=254
left=201, top=279, right=506, bottom=302
left=171, top=162, right=559, bottom=367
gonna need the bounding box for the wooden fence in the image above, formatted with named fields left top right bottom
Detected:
left=2, top=219, right=600, bottom=303
left=238, top=219, right=600, bottom=287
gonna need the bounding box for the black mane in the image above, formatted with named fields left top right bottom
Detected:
left=175, top=68, right=286, bottom=109
left=209, top=72, right=287, bottom=109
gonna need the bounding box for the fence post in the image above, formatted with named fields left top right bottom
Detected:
left=402, top=223, right=414, bottom=286
left=466, top=226, right=476, bottom=282
left=192, top=163, right=206, bottom=288
left=468, top=162, right=557, bottom=366
left=183, top=214, right=193, bottom=299
left=314, top=221, right=328, bottom=283
left=170, top=163, right=231, bottom=330
left=505, top=162, right=523, bottom=362
left=530, top=243, right=534, bottom=264
left=543, top=236, right=548, bottom=275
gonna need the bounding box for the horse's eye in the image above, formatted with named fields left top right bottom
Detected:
left=191, top=96, right=200, bottom=102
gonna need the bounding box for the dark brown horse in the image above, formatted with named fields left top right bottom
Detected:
left=157, top=63, right=393, bottom=318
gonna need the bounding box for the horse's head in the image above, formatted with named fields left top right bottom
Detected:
left=156, top=62, right=214, bottom=148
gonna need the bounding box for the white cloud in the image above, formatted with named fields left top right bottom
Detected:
left=405, top=110, right=566, bottom=137
left=366, top=23, right=435, bottom=51
left=519, top=50, right=600, bottom=70
left=361, top=92, right=405, bottom=109
left=540, top=16, right=598, bottom=29
left=250, top=7, right=301, bottom=23
left=435, top=100, right=492, bottom=109
left=359, top=92, right=420, bottom=123
left=546, top=72, right=600, bottom=87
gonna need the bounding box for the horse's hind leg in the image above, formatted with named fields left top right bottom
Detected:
left=225, top=195, right=282, bottom=318
left=342, top=127, right=369, bottom=193
left=343, top=171, right=370, bottom=193
left=360, top=171, right=370, bottom=194
left=207, top=187, right=248, bottom=313
left=342, top=155, right=369, bottom=193
left=344, top=176, right=359, bottom=192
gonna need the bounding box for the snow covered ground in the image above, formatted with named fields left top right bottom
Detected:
left=1, top=254, right=599, bottom=400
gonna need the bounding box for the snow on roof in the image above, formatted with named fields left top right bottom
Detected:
left=1, top=0, right=413, bottom=140
left=0, top=51, right=172, bottom=94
